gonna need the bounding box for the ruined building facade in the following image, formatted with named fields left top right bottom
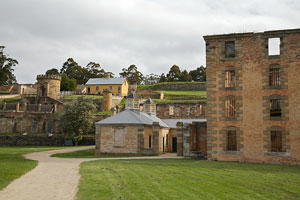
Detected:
left=204, top=28, right=300, bottom=164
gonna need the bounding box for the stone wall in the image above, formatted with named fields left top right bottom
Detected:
left=0, top=135, right=95, bottom=146
left=0, top=112, right=59, bottom=134
left=204, top=28, right=300, bottom=164
left=156, top=102, right=206, bottom=119
left=153, top=83, right=206, bottom=91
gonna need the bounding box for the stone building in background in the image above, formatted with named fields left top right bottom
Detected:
left=204, top=28, right=300, bottom=164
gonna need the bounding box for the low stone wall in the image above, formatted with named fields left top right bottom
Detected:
left=154, top=82, right=206, bottom=91
left=136, top=90, right=161, bottom=99
left=0, top=135, right=95, bottom=146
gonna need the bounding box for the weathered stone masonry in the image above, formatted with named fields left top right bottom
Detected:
left=204, top=28, right=300, bottom=164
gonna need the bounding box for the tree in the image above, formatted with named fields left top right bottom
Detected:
left=58, top=97, right=96, bottom=139
left=119, top=64, right=144, bottom=85
left=179, top=70, right=192, bottom=82
left=189, top=66, right=206, bottom=82
left=0, top=46, right=18, bottom=85
left=60, top=73, right=77, bottom=91
left=166, top=65, right=181, bottom=82
left=144, top=73, right=160, bottom=85
left=159, top=73, right=167, bottom=83
left=46, top=68, right=59, bottom=75
left=60, top=58, right=88, bottom=85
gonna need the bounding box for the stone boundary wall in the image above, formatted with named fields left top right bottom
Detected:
left=0, top=135, right=95, bottom=146
left=154, top=83, right=206, bottom=91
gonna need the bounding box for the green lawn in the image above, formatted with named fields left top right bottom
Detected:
left=153, top=90, right=206, bottom=103
left=0, top=146, right=63, bottom=190
left=77, top=159, right=300, bottom=200
left=52, top=149, right=146, bottom=158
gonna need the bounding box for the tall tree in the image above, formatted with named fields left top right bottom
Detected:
left=60, top=73, right=77, bottom=91
left=0, top=46, right=18, bottom=85
left=86, top=62, right=114, bottom=78
left=119, top=64, right=144, bottom=85
left=60, top=58, right=88, bottom=85
left=58, top=96, right=96, bottom=138
left=159, top=73, right=167, bottom=83
left=179, top=70, right=192, bottom=82
left=46, top=68, right=59, bottom=75
left=144, top=73, right=160, bottom=85
left=166, top=65, right=181, bottom=82
left=189, top=66, right=206, bottom=82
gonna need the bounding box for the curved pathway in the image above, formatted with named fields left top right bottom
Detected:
left=0, top=146, right=180, bottom=200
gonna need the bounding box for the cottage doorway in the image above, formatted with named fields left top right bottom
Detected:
left=172, top=137, right=177, bottom=152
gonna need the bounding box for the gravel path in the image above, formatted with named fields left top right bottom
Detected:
left=0, top=146, right=180, bottom=200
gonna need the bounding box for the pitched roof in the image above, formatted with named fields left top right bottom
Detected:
left=127, top=92, right=138, bottom=98
left=162, top=118, right=207, bottom=128
left=143, top=98, right=155, bottom=104
left=86, top=77, right=126, bottom=85
left=95, top=109, right=169, bottom=128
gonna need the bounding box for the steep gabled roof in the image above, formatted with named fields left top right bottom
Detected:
left=86, top=77, right=126, bottom=85
left=95, top=109, right=169, bottom=128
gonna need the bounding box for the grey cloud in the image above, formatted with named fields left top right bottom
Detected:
left=0, top=0, right=299, bottom=83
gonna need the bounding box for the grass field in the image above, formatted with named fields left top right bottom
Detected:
left=0, top=146, right=62, bottom=190
left=52, top=149, right=145, bottom=158
left=153, top=90, right=206, bottom=103
left=77, top=159, right=300, bottom=200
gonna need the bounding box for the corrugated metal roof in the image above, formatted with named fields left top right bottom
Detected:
left=86, top=77, right=126, bottom=85
left=95, top=110, right=169, bottom=127
left=162, top=118, right=207, bottom=128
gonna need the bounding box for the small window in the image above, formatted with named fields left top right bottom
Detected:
left=271, top=131, right=283, bottom=152
left=268, top=38, right=280, bottom=56
left=225, top=41, right=235, bottom=58
left=96, top=86, right=99, bottom=91
left=169, top=105, right=174, bottom=115
left=270, top=99, right=281, bottom=117
left=109, top=86, right=112, bottom=91
left=269, top=68, right=280, bottom=86
left=226, top=130, right=237, bottom=151
left=225, top=99, right=236, bottom=118
left=118, top=86, right=121, bottom=93
left=225, top=70, right=235, bottom=88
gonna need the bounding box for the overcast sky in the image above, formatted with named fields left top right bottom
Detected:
left=1, top=0, right=299, bottom=83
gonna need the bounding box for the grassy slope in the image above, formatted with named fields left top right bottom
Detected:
left=154, top=90, right=206, bottom=103
left=0, top=146, right=62, bottom=190
left=77, top=159, right=300, bottom=200
left=52, top=149, right=145, bottom=158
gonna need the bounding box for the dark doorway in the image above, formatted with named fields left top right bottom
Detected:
left=163, top=137, right=165, bottom=152
left=41, top=86, right=46, bottom=97
left=149, top=136, right=152, bottom=148
left=88, top=87, right=91, bottom=94
left=172, top=137, right=177, bottom=153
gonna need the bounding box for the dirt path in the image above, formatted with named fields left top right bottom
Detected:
left=0, top=146, right=180, bottom=200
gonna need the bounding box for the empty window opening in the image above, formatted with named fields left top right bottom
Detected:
left=268, top=38, right=280, bottom=56
left=269, top=68, right=280, bottom=86
left=271, top=131, right=283, bottom=152
left=149, top=136, right=152, bottom=148
left=226, top=130, right=237, bottom=151
left=225, top=70, right=236, bottom=88
left=225, top=99, right=236, bottom=118
left=225, top=41, right=235, bottom=58
left=96, top=86, right=99, bottom=91
left=270, top=99, right=281, bottom=117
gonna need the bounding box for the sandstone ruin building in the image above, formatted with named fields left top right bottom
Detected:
left=204, top=28, right=300, bottom=164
